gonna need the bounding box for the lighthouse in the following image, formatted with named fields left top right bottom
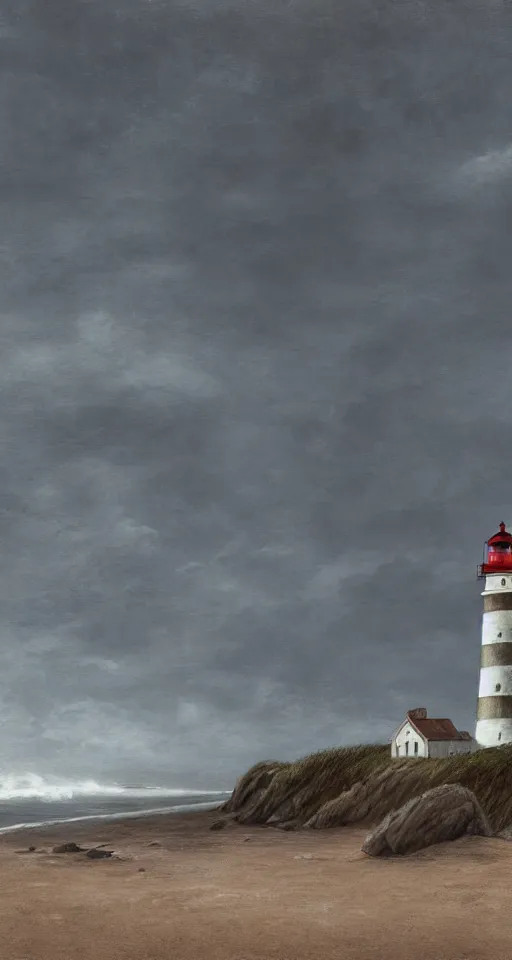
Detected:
left=476, top=522, right=512, bottom=747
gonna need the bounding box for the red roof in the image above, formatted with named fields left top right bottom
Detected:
left=410, top=717, right=463, bottom=741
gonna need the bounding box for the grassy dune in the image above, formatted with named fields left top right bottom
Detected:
left=221, top=744, right=512, bottom=832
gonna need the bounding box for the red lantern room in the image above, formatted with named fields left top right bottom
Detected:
left=477, top=522, right=512, bottom=578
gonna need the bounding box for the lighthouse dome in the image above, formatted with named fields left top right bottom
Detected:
left=487, top=521, right=512, bottom=547
left=478, top=521, right=512, bottom=577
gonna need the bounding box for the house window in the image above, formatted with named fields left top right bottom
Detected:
left=414, top=741, right=418, bottom=755
left=496, top=683, right=502, bottom=692
left=498, top=732, right=502, bottom=742
left=405, top=741, right=409, bottom=756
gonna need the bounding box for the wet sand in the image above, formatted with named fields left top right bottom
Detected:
left=0, top=808, right=511, bottom=960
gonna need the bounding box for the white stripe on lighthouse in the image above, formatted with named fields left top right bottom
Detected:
left=483, top=574, right=512, bottom=594
left=478, top=665, right=512, bottom=697
left=474, top=718, right=512, bottom=747
left=481, top=610, right=512, bottom=645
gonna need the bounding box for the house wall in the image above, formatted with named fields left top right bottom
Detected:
left=391, top=722, right=426, bottom=758
left=427, top=739, right=474, bottom=758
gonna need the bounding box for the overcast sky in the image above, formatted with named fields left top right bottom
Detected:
left=1, top=0, right=512, bottom=788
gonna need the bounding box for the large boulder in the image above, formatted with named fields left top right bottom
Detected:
left=362, top=783, right=493, bottom=857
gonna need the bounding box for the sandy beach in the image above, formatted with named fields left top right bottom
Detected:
left=0, top=808, right=511, bottom=960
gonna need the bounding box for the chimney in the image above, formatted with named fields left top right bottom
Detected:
left=407, top=707, right=427, bottom=720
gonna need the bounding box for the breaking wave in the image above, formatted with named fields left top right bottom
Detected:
left=0, top=773, right=227, bottom=802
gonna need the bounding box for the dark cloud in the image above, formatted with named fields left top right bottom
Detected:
left=0, top=0, right=511, bottom=786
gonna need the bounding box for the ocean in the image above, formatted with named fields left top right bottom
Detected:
left=0, top=774, right=230, bottom=833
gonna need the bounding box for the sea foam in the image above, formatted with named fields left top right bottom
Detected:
left=0, top=772, right=227, bottom=801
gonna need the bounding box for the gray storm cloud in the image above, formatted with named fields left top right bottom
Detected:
left=0, top=0, right=511, bottom=786
left=458, top=145, right=512, bottom=186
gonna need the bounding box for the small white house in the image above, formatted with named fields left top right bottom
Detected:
left=390, top=708, right=476, bottom=759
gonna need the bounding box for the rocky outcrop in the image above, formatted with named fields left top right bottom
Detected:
left=496, top=825, right=512, bottom=841
left=303, top=781, right=370, bottom=828
left=221, top=746, right=396, bottom=827
left=303, top=762, right=431, bottom=830
left=222, top=743, right=512, bottom=834
left=362, top=783, right=493, bottom=857
left=220, top=760, right=286, bottom=816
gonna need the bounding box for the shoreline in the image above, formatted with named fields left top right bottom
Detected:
left=1, top=808, right=512, bottom=959
left=0, top=798, right=225, bottom=835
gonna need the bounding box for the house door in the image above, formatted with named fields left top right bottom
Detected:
left=405, top=741, right=409, bottom=756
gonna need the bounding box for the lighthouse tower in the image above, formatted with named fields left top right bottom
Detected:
left=476, top=522, right=512, bottom=747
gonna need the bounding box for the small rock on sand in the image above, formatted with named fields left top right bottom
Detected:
left=52, top=843, right=85, bottom=854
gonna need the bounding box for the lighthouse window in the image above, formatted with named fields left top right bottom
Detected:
left=502, top=579, right=507, bottom=586
left=498, top=733, right=502, bottom=741
left=496, top=683, right=502, bottom=692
